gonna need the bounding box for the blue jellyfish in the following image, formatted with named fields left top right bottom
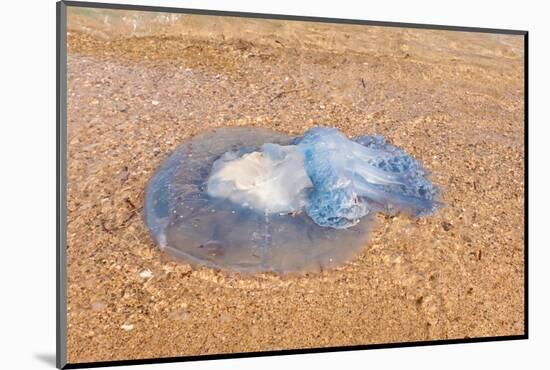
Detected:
left=144, top=126, right=439, bottom=273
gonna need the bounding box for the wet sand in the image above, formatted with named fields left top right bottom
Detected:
left=66, top=13, right=525, bottom=363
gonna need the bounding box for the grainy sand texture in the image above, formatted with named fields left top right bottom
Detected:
left=65, top=8, right=525, bottom=364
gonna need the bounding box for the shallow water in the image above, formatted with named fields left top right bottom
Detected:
left=66, top=6, right=525, bottom=362
left=67, top=7, right=523, bottom=62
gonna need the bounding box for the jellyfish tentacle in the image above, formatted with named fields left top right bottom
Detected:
left=296, top=127, right=438, bottom=228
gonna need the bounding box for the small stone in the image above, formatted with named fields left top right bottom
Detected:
left=139, top=270, right=153, bottom=279
left=442, top=221, right=453, bottom=231
left=170, top=309, right=190, bottom=321
left=162, top=265, right=175, bottom=273
left=151, top=100, right=159, bottom=106
left=121, top=324, right=134, bottom=331
left=91, top=301, right=107, bottom=311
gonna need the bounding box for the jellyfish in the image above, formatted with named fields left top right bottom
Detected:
left=144, top=126, right=439, bottom=273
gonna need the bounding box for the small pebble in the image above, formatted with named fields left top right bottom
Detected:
left=121, top=324, right=134, bottom=331
left=139, top=270, right=153, bottom=279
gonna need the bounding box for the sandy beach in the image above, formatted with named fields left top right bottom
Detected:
left=65, top=10, right=525, bottom=363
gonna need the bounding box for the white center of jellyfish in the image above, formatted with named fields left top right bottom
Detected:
left=206, top=143, right=313, bottom=213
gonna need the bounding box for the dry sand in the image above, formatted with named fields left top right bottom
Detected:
left=66, top=11, right=525, bottom=364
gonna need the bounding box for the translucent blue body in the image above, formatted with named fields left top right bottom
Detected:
left=144, top=127, right=438, bottom=273
left=297, top=127, right=438, bottom=228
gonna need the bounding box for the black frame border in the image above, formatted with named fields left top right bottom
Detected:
left=56, top=1, right=529, bottom=369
